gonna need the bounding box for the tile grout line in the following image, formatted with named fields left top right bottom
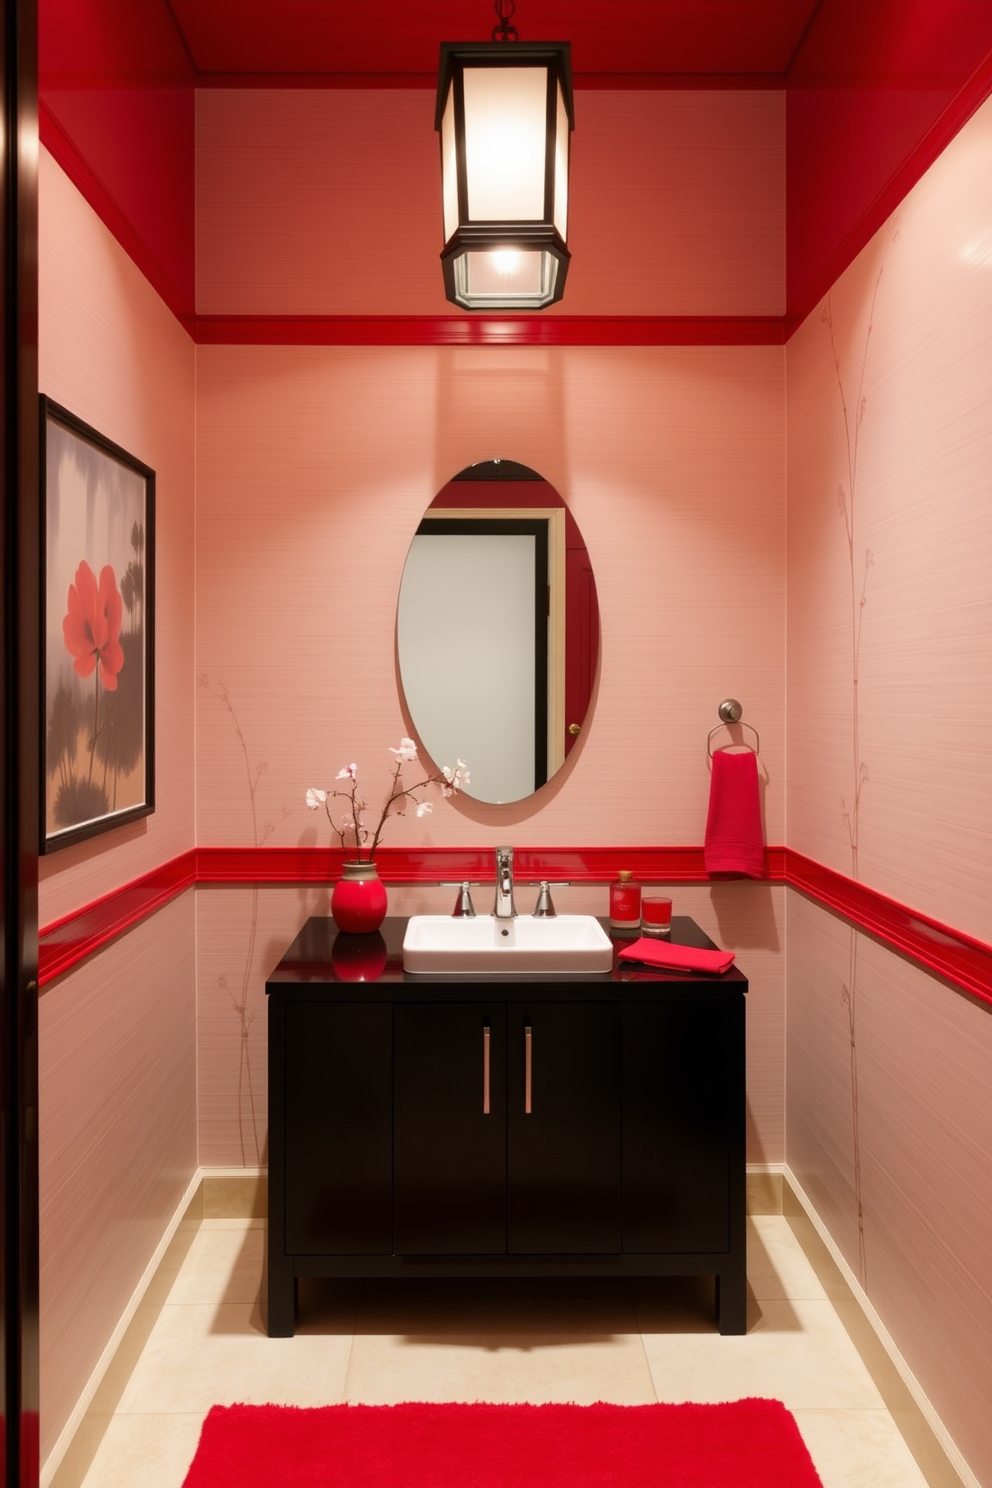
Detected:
left=624, top=1277, right=662, bottom=1406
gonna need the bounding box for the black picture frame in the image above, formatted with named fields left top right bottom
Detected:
left=40, top=397, right=155, bottom=853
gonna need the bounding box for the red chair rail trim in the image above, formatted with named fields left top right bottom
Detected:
left=38, top=845, right=991, bottom=1004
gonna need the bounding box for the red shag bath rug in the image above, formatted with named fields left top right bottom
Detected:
left=181, top=1399, right=824, bottom=1487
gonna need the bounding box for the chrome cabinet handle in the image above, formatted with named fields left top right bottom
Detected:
left=524, top=1024, right=532, bottom=1114
left=483, top=1024, right=490, bottom=1114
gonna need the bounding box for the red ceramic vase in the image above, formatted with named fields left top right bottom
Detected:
left=330, top=861, right=388, bottom=934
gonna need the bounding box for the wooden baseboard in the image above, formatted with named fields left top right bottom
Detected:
left=44, top=1176, right=204, bottom=1488
left=746, top=1165, right=784, bottom=1214
left=782, top=1170, right=976, bottom=1488
left=201, top=1167, right=267, bottom=1219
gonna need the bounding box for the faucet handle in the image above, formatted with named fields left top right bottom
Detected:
left=529, top=880, right=571, bottom=918
left=439, top=881, right=479, bottom=917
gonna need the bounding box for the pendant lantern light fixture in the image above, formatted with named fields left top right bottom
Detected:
left=435, top=0, right=574, bottom=311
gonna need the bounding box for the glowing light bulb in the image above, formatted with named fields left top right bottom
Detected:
left=491, top=249, right=520, bottom=276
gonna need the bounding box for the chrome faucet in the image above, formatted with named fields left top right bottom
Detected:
left=493, top=845, right=517, bottom=919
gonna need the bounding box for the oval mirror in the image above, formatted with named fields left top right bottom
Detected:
left=397, top=460, right=600, bottom=805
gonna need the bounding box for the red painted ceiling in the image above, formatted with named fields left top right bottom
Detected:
left=47, top=0, right=823, bottom=82
left=38, top=0, right=992, bottom=330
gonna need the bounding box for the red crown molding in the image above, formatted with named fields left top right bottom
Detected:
left=193, top=315, right=788, bottom=348
left=193, top=72, right=787, bottom=93
left=39, top=103, right=197, bottom=335
left=785, top=51, right=992, bottom=334
left=38, top=845, right=992, bottom=1005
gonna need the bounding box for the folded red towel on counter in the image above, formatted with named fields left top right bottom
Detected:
left=704, top=747, right=765, bottom=878
left=617, top=938, right=735, bottom=974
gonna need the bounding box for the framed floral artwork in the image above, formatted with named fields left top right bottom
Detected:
left=40, top=398, right=155, bottom=852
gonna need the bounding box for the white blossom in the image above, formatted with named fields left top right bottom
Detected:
left=389, top=737, right=419, bottom=762
left=309, top=747, right=468, bottom=861
left=442, top=759, right=470, bottom=792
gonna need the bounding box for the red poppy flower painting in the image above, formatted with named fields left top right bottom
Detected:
left=42, top=399, right=155, bottom=851
left=62, top=560, right=125, bottom=691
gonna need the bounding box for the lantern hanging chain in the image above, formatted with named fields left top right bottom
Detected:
left=492, top=0, right=519, bottom=41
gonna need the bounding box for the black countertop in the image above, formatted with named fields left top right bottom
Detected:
left=265, top=915, right=748, bottom=995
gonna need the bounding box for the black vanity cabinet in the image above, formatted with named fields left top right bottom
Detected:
left=281, top=1001, right=392, bottom=1258
left=266, top=916, right=747, bottom=1338
left=391, top=1000, right=622, bottom=1257
left=392, top=1001, right=508, bottom=1256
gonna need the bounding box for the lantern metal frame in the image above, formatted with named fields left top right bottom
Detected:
left=435, top=39, right=574, bottom=311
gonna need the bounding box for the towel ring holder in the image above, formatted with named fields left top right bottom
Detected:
left=707, top=698, right=759, bottom=758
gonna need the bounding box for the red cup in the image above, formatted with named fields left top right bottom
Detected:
left=641, top=895, right=672, bottom=937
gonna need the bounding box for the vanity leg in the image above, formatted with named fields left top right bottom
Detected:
left=266, top=1252, right=297, bottom=1337
left=716, top=1266, right=748, bottom=1335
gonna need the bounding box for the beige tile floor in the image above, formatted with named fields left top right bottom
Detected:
left=77, top=1216, right=937, bottom=1488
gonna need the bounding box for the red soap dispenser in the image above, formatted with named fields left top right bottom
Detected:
left=609, top=870, right=641, bottom=931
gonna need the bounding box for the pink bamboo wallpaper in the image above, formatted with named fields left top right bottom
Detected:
left=787, top=100, right=992, bottom=943
left=195, top=88, right=784, bottom=317
left=786, top=97, right=992, bottom=1485
left=38, top=148, right=198, bottom=927
left=38, top=149, right=200, bottom=1464
left=38, top=895, right=197, bottom=1464
left=786, top=898, right=992, bottom=1485
left=193, top=341, right=786, bottom=851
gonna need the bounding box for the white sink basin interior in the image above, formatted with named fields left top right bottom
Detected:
left=403, top=914, right=614, bottom=975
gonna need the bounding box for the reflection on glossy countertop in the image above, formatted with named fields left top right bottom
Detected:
left=266, top=915, right=748, bottom=990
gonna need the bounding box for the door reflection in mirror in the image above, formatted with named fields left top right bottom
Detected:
left=396, top=461, right=600, bottom=805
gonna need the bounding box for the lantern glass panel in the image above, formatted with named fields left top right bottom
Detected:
left=441, top=85, right=459, bottom=242
left=455, top=248, right=559, bottom=308
left=554, top=81, right=569, bottom=238
left=463, top=66, right=549, bottom=222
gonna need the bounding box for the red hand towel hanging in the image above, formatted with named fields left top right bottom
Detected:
left=704, top=748, right=764, bottom=878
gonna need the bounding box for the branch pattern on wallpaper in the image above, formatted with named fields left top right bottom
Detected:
left=199, top=674, right=295, bottom=1166
left=822, top=220, right=899, bottom=1290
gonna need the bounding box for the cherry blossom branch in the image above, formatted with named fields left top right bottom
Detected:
left=306, top=739, right=469, bottom=863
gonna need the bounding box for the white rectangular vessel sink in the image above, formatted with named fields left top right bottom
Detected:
left=403, top=914, right=614, bottom=975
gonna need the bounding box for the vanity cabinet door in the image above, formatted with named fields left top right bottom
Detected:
left=507, top=1002, right=622, bottom=1254
left=283, top=1001, right=392, bottom=1255
left=393, top=1003, right=507, bottom=1254
left=622, top=996, right=736, bottom=1253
